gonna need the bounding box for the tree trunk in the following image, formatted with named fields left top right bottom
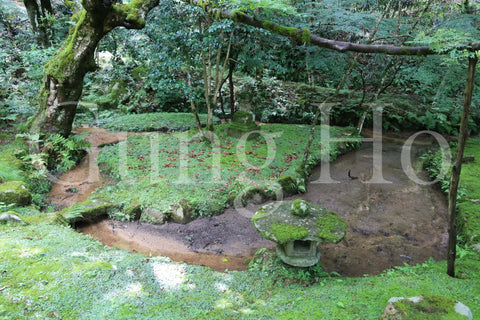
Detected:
left=228, top=62, right=235, bottom=120
left=29, top=0, right=158, bottom=137
left=447, top=56, right=477, bottom=277
left=24, top=0, right=51, bottom=47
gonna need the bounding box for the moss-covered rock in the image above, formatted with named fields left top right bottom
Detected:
left=124, top=202, right=142, bottom=221
left=277, top=175, right=298, bottom=196
left=242, top=187, right=268, bottom=205
left=0, top=211, right=26, bottom=225
left=0, top=181, right=31, bottom=206
left=171, top=199, right=194, bottom=224
left=58, top=199, right=116, bottom=224
left=143, top=208, right=168, bottom=224
left=382, top=295, right=472, bottom=320
left=291, top=199, right=309, bottom=217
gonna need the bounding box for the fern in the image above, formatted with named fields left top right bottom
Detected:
left=0, top=160, right=23, bottom=183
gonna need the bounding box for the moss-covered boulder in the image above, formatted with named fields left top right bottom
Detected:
left=58, top=199, right=116, bottom=224
left=381, top=295, right=472, bottom=320
left=252, top=199, right=346, bottom=267
left=0, top=181, right=31, bottom=206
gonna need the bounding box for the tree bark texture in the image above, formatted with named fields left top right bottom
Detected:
left=30, top=0, right=159, bottom=137
left=447, top=56, right=478, bottom=277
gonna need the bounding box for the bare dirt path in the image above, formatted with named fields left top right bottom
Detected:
left=48, top=127, right=129, bottom=208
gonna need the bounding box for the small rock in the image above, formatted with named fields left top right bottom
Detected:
left=0, top=212, right=26, bottom=225
left=171, top=199, right=193, bottom=224
left=144, top=208, right=167, bottom=224
left=58, top=199, right=115, bottom=224
left=455, top=302, right=473, bottom=320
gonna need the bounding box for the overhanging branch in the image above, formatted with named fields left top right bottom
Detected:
left=185, top=0, right=480, bottom=56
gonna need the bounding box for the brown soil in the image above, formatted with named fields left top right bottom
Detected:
left=77, top=207, right=274, bottom=272
left=47, top=127, right=130, bottom=208
left=294, top=139, right=448, bottom=276
left=51, top=128, right=448, bottom=276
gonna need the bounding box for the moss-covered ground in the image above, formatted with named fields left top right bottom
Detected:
left=95, top=123, right=358, bottom=220
left=97, top=112, right=218, bottom=133
left=457, top=136, right=480, bottom=245
left=0, top=219, right=479, bottom=319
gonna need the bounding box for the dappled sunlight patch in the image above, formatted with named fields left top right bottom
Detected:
left=215, top=297, right=233, bottom=309
left=152, top=260, right=186, bottom=290
left=18, top=247, right=42, bottom=258
left=125, top=282, right=143, bottom=296
left=102, top=281, right=145, bottom=302
left=215, top=281, right=229, bottom=293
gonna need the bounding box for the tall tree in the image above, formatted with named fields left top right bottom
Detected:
left=29, top=0, right=158, bottom=137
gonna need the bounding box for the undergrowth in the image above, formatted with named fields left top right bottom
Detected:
left=421, top=136, right=480, bottom=246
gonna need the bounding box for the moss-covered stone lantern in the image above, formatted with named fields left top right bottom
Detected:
left=252, top=199, right=346, bottom=267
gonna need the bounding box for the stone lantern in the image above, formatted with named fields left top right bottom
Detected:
left=252, top=199, right=346, bottom=267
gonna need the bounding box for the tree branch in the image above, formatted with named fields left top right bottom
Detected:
left=184, top=0, right=480, bottom=56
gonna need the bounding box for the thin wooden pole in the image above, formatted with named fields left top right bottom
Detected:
left=447, top=56, right=477, bottom=277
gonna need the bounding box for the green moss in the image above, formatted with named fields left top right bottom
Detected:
left=59, top=199, right=116, bottom=224
left=44, top=10, right=88, bottom=82
left=251, top=209, right=268, bottom=223
left=0, top=181, right=31, bottom=206
left=262, top=20, right=302, bottom=40
left=270, top=223, right=309, bottom=244
left=302, top=28, right=310, bottom=45
left=392, top=295, right=464, bottom=320
left=232, top=110, right=254, bottom=124
left=290, top=199, right=309, bottom=217
left=314, top=213, right=347, bottom=243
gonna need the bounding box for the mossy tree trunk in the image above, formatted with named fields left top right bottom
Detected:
left=23, top=0, right=54, bottom=47
left=30, top=0, right=158, bottom=138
